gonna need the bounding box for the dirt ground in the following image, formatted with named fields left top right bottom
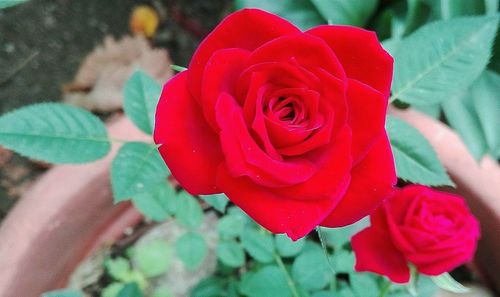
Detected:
left=0, top=0, right=233, bottom=219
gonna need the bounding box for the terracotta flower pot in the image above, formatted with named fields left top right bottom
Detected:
left=0, top=115, right=147, bottom=297
left=0, top=109, right=498, bottom=297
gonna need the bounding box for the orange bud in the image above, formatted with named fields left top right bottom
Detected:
left=130, top=5, right=159, bottom=38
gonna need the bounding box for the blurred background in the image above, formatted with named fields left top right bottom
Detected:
left=0, top=0, right=232, bottom=218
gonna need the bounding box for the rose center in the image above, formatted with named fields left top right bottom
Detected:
left=278, top=103, right=295, bottom=121
left=429, top=213, right=454, bottom=228
left=267, top=95, right=306, bottom=126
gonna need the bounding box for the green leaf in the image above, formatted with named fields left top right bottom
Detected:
left=42, top=289, right=83, bottom=297
left=117, top=283, right=143, bottom=297
left=442, top=69, right=500, bottom=160
left=486, top=0, right=499, bottom=15
left=403, top=0, right=432, bottom=36
left=374, top=9, right=395, bottom=40
left=176, top=232, right=208, bottom=270
left=319, top=218, right=369, bottom=250
left=105, top=257, right=132, bottom=282
left=310, top=0, right=378, bottom=26
left=417, top=276, right=439, bottom=297
left=234, top=0, right=324, bottom=30
left=442, top=88, right=488, bottom=160
left=413, top=104, right=441, bottom=119
left=217, top=214, right=246, bottom=240
left=227, top=205, right=251, bottom=220
left=471, top=70, right=500, bottom=155
left=311, top=291, right=337, bottom=297
left=161, top=184, right=179, bottom=215
left=191, top=277, right=226, bottom=297
left=132, top=183, right=175, bottom=221
left=387, top=1, right=408, bottom=38
left=239, top=265, right=291, bottom=297
left=381, top=38, right=402, bottom=57
left=216, top=240, right=245, bottom=268
left=434, top=0, right=494, bottom=80
left=152, top=286, right=174, bottom=297
left=134, top=239, right=172, bottom=277
left=103, top=259, right=147, bottom=290
left=170, top=65, right=187, bottom=72
left=292, top=248, right=330, bottom=290
left=319, top=226, right=353, bottom=250
left=490, top=22, right=500, bottom=73
left=332, top=250, right=355, bottom=273
left=102, top=283, right=125, bottom=297
left=123, top=70, right=162, bottom=135
left=240, top=228, right=275, bottom=263
left=0, top=0, right=29, bottom=9
left=175, top=192, right=204, bottom=228
left=375, top=0, right=428, bottom=40
left=488, top=0, right=500, bottom=72
left=440, top=0, right=486, bottom=19
left=111, top=142, right=169, bottom=202
left=394, top=275, right=438, bottom=297
left=392, top=15, right=500, bottom=105
left=349, top=273, right=379, bottom=297
left=301, top=240, right=323, bottom=254
left=338, top=287, right=356, bottom=297
left=431, top=273, right=469, bottom=293
left=200, top=193, right=229, bottom=213
left=386, top=115, right=454, bottom=186
left=227, top=281, right=240, bottom=297
left=275, top=234, right=305, bottom=257
left=0, top=103, right=110, bottom=163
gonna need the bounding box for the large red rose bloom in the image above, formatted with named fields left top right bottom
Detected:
left=154, top=9, right=396, bottom=240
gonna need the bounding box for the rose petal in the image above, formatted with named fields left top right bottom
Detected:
left=385, top=204, right=418, bottom=254
left=239, top=73, right=284, bottom=159
left=313, top=69, right=348, bottom=133
left=399, top=225, right=440, bottom=249
left=321, top=134, right=396, bottom=227
left=237, top=62, right=320, bottom=104
left=277, top=101, right=335, bottom=156
left=249, top=85, right=322, bottom=158
left=276, top=73, right=346, bottom=156
left=154, top=72, right=223, bottom=194
left=216, top=93, right=316, bottom=188
left=352, top=227, right=410, bottom=283
left=216, top=165, right=340, bottom=240
left=409, top=240, right=477, bottom=275
left=189, top=8, right=300, bottom=99
left=247, top=33, right=346, bottom=80
left=307, top=25, right=393, bottom=97
left=370, top=200, right=391, bottom=229
left=272, top=127, right=352, bottom=201
left=241, top=66, right=316, bottom=130
left=408, top=244, right=469, bottom=266
left=346, top=79, right=388, bottom=163
left=201, top=48, right=251, bottom=130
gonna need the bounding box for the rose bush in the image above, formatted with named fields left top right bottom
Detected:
left=352, top=185, right=480, bottom=283
left=154, top=8, right=396, bottom=240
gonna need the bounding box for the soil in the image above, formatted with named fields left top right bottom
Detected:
left=0, top=0, right=233, bottom=218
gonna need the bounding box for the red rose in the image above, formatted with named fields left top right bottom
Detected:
left=154, top=9, right=396, bottom=240
left=352, top=185, right=480, bottom=283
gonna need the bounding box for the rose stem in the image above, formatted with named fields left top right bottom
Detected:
left=274, top=252, right=300, bottom=297
left=379, top=280, right=392, bottom=297
left=316, top=227, right=338, bottom=290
